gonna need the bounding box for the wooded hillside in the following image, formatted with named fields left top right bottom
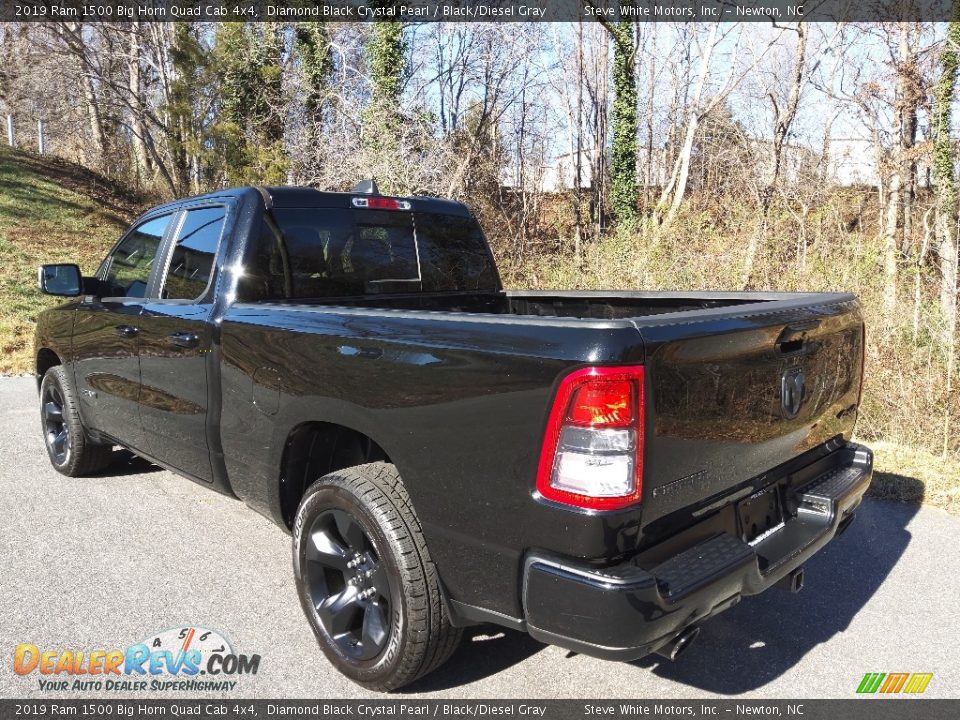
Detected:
left=0, top=18, right=957, bottom=479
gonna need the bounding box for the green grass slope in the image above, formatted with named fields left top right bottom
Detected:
left=0, top=146, right=149, bottom=374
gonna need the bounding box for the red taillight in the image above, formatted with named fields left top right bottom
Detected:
left=352, top=196, right=412, bottom=211
left=536, top=366, right=645, bottom=512
left=567, top=380, right=635, bottom=426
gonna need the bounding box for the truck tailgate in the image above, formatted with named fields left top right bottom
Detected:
left=635, top=295, right=864, bottom=527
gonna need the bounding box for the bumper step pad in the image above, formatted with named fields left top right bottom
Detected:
left=798, top=465, right=867, bottom=514
left=651, top=534, right=754, bottom=598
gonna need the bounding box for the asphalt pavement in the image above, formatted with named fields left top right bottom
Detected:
left=1, top=375, right=958, bottom=699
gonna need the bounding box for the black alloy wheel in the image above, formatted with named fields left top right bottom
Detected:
left=305, top=508, right=392, bottom=660
left=42, top=383, right=71, bottom=465
left=293, top=463, right=462, bottom=690
left=39, top=365, right=113, bottom=476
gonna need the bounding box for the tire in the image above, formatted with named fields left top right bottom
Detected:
left=293, top=462, right=461, bottom=691
left=39, top=365, right=113, bottom=477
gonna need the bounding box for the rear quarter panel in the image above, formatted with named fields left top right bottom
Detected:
left=218, top=304, right=644, bottom=618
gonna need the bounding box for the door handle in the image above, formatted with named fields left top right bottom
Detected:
left=115, top=325, right=139, bottom=338
left=167, top=331, right=200, bottom=349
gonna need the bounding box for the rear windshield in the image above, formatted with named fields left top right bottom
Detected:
left=242, top=208, right=499, bottom=301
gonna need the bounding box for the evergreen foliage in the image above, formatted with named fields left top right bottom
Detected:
left=609, top=21, right=638, bottom=222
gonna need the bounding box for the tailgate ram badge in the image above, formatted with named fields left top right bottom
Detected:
left=781, top=367, right=806, bottom=419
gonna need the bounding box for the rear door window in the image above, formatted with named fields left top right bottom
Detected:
left=161, top=206, right=226, bottom=300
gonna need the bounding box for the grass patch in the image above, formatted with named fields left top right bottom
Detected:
left=0, top=145, right=150, bottom=374
left=866, top=440, right=960, bottom=516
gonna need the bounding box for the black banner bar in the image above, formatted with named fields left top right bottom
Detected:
left=0, top=700, right=958, bottom=720
left=1, top=0, right=959, bottom=24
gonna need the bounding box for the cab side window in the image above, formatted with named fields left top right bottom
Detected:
left=161, top=206, right=226, bottom=301
left=102, top=214, right=172, bottom=298
left=236, top=219, right=291, bottom=302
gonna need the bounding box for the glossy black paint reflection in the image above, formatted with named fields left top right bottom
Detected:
left=138, top=301, right=216, bottom=482
left=638, top=299, right=864, bottom=535
left=218, top=304, right=647, bottom=616
left=215, top=293, right=864, bottom=618
left=71, top=299, right=148, bottom=450
left=33, top=184, right=870, bottom=631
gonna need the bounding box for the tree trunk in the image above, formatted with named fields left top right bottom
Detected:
left=881, top=23, right=921, bottom=323
left=656, top=23, right=720, bottom=226
left=664, top=113, right=699, bottom=223
left=744, top=24, right=807, bottom=288
left=592, top=25, right=609, bottom=237
left=127, top=22, right=153, bottom=184
left=897, top=26, right=918, bottom=258
left=915, top=208, right=933, bottom=343
left=933, top=14, right=960, bottom=456
left=643, top=30, right=656, bottom=205
left=80, top=73, right=106, bottom=168
left=884, top=171, right=902, bottom=318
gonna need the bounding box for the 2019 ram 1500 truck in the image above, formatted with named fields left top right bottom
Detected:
left=34, top=183, right=872, bottom=690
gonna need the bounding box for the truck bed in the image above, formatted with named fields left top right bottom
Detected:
left=221, top=287, right=862, bottom=614
left=253, top=289, right=840, bottom=322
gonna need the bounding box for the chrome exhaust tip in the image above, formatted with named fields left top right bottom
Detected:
left=655, top=626, right=700, bottom=661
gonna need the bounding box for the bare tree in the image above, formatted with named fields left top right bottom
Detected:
left=741, top=23, right=809, bottom=287
left=932, top=18, right=959, bottom=456
left=655, top=23, right=783, bottom=226
left=843, top=23, right=928, bottom=320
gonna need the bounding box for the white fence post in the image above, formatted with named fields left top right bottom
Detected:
left=6, top=115, right=13, bottom=148
left=37, top=119, right=45, bottom=154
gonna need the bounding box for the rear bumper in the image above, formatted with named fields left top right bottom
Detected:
left=521, top=442, right=873, bottom=660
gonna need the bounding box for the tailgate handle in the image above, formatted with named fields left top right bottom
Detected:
left=776, top=321, right=820, bottom=354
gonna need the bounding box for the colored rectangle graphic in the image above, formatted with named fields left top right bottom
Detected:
left=857, top=672, right=933, bottom=694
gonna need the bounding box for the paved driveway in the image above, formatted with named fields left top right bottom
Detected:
left=1, top=376, right=957, bottom=699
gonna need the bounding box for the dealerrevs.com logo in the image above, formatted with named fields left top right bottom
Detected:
left=13, top=626, right=261, bottom=692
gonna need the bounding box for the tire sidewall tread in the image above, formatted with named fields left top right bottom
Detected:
left=40, top=366, right=112, bottom=477
left=293, top=462, right=460, bottom=691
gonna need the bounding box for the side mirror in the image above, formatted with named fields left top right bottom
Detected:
left=38, top=264, right=82, bottom=297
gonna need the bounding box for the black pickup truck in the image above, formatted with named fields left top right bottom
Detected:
left=34, top=183, right=872, bottom=690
